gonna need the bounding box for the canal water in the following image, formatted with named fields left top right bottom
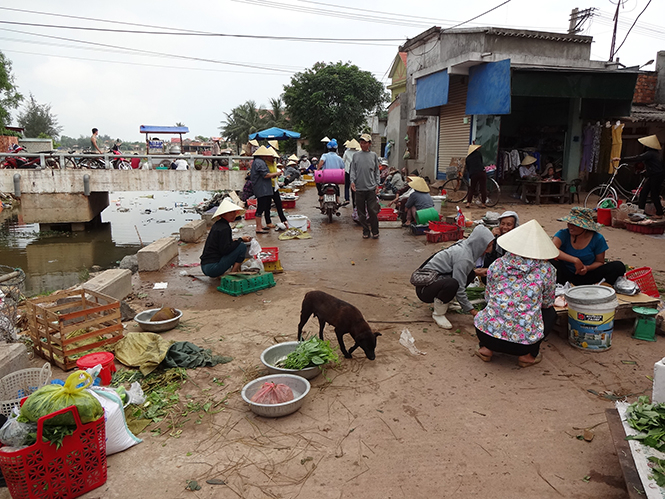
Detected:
left=0, top=190, right=214, bottom=296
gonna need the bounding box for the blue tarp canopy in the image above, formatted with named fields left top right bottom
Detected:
left=249, top=127, right=301, bottom=140
left=140, top=125, right=189, bottom=134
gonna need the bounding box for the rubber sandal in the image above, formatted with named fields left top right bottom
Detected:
left=255, top=229, right=269, bottom=234
left=518, top=353, right=542, bottom=368
left=372, top=234, right=380, bottom=239
left=475, top=348, right=492, bottom=362
left=266, top=224, right=276, bottom=228
left=362, top=234, right=370, bottom=239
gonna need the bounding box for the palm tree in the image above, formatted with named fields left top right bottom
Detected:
left=262, top=98, right=288, bottom=129
left=220, top=100, right=264, bottom=154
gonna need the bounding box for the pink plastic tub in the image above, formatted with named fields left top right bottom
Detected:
left=315, top=169, right=345, bottom=184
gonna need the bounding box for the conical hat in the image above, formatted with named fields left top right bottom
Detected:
left=521, top=155, right=537, bottom=166
left=638, top=134, right=662, bottom=150
left=253, top=145, right=277, bottom=157
left=467, top=144, right=481, bottom=156
left=407, top=176, right=429, bottom=193
left=249, top=139, right=259, bottom=147
left=347, top=139, right=361, bottom=150
left=288, top=154, right=298, bottom=161
left=268, top=140, right=279, bottom=150
left=497, top=219, right=559, bottom=260
left=212, top=198, right=245, bottom=220
left=321, top=136, right=330, bottom=143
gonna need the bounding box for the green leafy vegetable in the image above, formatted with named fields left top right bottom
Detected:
left=649, top=457, right=665, bottom=487
left=625, top=396, right=665, bottom=452
left=278, top=338, right=339, bottom=370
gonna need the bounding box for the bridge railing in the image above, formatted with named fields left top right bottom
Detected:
left=0, top=152, right=255, bottom=170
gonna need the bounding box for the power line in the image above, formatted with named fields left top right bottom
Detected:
left=613, top=0, right=653, bottom=57
left=443, top=0, right=512, bottom=32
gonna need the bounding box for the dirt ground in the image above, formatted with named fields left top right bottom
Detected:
left=5, top=185, right=665, bottom=499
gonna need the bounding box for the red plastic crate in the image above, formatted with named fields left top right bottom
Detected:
left=428, top=221, right=459, bottom=233
left=0, top=405, right=107, bottom=499
left=246, top=198, right=257, bottom=207
left=259, top=247, right=279, bottom=263
left=426, top=228, right=463, bottom=243
left=377, top=208, right=398, bottom=221
left=624, top=222, right=665, bottom=235
left=244, top=209, right=256, bottom=220
left=281, top=200, right=296, bottom=209
left=625, top=266, right=660, bottom=298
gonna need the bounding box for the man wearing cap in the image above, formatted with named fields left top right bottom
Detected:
left=404, top=177, right=434, bottom=226
left=200, top=199, right=252, bottom=277
left=350, top=133, right=381, bottom=239
left=615, top=134, right=664, bottom=219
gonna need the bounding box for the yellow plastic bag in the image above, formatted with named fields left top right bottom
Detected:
left=19, top=371, right=103, bottom=427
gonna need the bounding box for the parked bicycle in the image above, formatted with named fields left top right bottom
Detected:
left=441, top=172, right=501, bottom=207
left=583, top=163, right=665, bottom=208
left=65, top=149, right=106, bottom=169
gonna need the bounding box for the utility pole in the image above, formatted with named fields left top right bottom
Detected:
left=568, top=7, right=595, bottom=35
left=609, top=0, right=623, bottom=61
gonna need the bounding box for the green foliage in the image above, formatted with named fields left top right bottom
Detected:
left=220, top=100, right=264, bottom=154
left=17, top=93, right=63, bottom=139
left=648, top=456, right=665, bottom=486
left=278, top=337, right=339, bottom=370
left=625, top=396, right=665, bottom=451
left=0, top=51, right=23, bottom=129
left=282, top=61, right=388, bottom=151
left=0, top=127, right=21, bottom=137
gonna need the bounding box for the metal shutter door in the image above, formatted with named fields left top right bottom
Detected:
left=438, top=80, right=470, bottom=177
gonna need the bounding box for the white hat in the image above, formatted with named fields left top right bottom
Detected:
left=212, top=198, right=245, bottom=220
left=347, top=139, right=361, bottom=150
left=253, top=145, right=279, bottom=158
left=497, top=219, right=559, bottom=260
left=321, top=136, right=330, bottom=143
left=407, top=176, right=429, bottom=193
left=288, top=154, right=298, bottom=161
left=249, top=139, right=259, bottom=147
left=467, top=144, right=481, bottom=156
left=638, top=134, right=662, bottom=150
left=521, top=155, right=537, bottom=166
left=359, top=133, right=372, bottom=142
left=268, top=140, right=279, bottom=150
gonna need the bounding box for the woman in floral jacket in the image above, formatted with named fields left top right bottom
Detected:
left=473, top=220, right=559, bottom=368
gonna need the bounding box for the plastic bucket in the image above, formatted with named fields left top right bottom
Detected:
left=286, top=215, right=308, bottom=231
left=597, top=208, right=612, bottom=226
left=564, top=285, right=618, bottom=351
left=76, top=351, right=116, bottom=385
left=314, top=169, right=345, bottom=184
left=415, top=207, right=440, bottom=225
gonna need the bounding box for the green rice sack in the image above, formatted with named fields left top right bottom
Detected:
left=19, top=371, right=103, bottom=426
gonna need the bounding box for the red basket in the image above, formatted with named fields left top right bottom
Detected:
left=624, top=222, right=665, bottom=235
left=377, top=208, right=398, bottom=221
left=281, top=200, right=296, bottom=209
left=244, top=208, right=256, bottom=220
left=426, top=228, right=463, bottom=243
left=0, top=405, right=107, bottom=499
left=259, top=247, right=279, bottom=263
left=246, top=198, right=257, bottom=207
left=428, top=221, right=459, bottom=233
left=625, top=266, right=660, bottom=298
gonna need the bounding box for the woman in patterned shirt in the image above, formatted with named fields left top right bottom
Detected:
left=473, top=220, right=559, bottom=368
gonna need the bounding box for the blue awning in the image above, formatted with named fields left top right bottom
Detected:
left=249, top=127, right=301, bottom=140
left=466, top=59, right=511, bottom=115
left=415, top=70, right=449, bottom=111
left=140, top=126, right=189, bottom=134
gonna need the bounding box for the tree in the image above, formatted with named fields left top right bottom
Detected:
left=17, top=93, right=62, bottom=139
left=282, top=62, right=388, bottom=151
left=175, top=122, right=186, bottom=127
left=220, top=100, right=264, bottom=154
left=262, top=97, right=288, bottom=129
left=0, top=51, right=23, bottom=130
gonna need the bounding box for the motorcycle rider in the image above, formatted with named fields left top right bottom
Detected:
left=317, top=139, right=345, bottom=207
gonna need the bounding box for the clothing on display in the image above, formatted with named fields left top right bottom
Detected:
left=610, top=122, right=624, bottom=174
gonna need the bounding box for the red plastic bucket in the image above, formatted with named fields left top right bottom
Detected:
left=597, top=208, right=612, bottom=226
left=76, top=352, right=116, bottom=385
left=314, top=169, right=345, bottom=184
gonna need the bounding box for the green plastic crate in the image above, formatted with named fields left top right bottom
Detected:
left=217, top=272, right=276, bottom=296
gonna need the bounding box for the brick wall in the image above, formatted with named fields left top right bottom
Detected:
left=634, top=74, right=657, bottom=104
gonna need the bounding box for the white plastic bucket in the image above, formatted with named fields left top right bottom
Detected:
left=564, top=285, right=618, bottom=351
left=287, top=215, right=308, bottom=231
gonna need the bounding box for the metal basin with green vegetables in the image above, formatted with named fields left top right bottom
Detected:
left=260, top=338, right=339, bottom=380
left=260, top=341, right=321, bottom=380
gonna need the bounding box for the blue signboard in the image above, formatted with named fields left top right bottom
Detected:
left=466, top=59, right=511, bottom=115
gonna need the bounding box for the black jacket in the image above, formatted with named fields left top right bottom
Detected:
left=200, top=218, right=241, bottom=265
left=465, top=149, right=484, bottom=177
left=624, top=149, right=664, bottom=177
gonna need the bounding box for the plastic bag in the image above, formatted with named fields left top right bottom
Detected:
left=399, top=329, right=426, bottom=355
left=241, top=257, right=264, bottom=272
left=0, top=407, right=36, bottom=447
left=88, top=387, right=142, bottom=455
left=250, top=382, right=294, bottom=404
left=248, top=238, right=262, bottom=257
left=19, top=371, right=104, bottom=426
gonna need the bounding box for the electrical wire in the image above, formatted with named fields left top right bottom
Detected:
left=613, top=0, right=653, bottom=56
left=442, top=0, right=512, bottom=32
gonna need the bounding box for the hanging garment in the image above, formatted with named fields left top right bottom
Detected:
left=597, top=125, right=612, bottom=174
left=591, top=123, right=601, bottom=173
left=580, top=124, right=594, bottom=173
left=610, top=123, right=624, bottom=174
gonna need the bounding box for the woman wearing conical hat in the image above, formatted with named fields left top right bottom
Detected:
left=200, top=199, right=251, bottom=277
left=614, top=134, right=664, bottom=219
left=465, top=144, right=487, bottom=209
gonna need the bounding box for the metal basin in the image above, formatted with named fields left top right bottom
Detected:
left=134, top=308, right=183, bottom=333
left=260, top=341, right=321, bottom=380
left=241, top=374, right=310, bottom=418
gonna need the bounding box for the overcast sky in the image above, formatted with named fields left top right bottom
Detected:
left=2, top=0, right=664, bottom=142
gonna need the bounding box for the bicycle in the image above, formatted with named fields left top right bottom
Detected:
left=65, top=149, right=106, bottom=169
left=583, top=163, right=664, bottom=208
left=441, top=173, right=501, bottom=207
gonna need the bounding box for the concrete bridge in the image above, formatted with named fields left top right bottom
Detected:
left=0, top=169, right=246, bottom=229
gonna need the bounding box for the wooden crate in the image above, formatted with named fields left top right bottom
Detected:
left=26, top=288, right=123, bottom=371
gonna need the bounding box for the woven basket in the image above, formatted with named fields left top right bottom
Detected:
left=0, top=362, right=52, bottom=417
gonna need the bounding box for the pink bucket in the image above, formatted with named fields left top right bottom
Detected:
left=315, top=169, right=345, bottom=184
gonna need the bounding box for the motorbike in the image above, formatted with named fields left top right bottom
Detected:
left=319, top=182, right=341, bottom=223
left=2, top=144, right=46, bottom=169
left=110, top=145, right=130, bottom=170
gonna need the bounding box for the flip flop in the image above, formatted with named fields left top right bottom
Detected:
left=518, top=353, right=542, bottom=368
left=362, top=234, right=370, bottom=239
left=255, top=229, right=269, bottom=234
left=475, top=348, right=492, bottom=362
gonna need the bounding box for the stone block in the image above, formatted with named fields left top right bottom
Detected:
left=179, top=219, right=206, bottom=242
left=82, top=268, right=132, bottom=300
left=0, top=342, right=29, bottom=381
left=137, top=237, right=178, bottom=272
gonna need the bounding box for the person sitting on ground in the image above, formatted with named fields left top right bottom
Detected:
left=283, top=160, right=301, bottom=185
left=307, top=157, right=318, bottom=173
left=200, top=199, right=252, bottom=278
left=475, top=210, right=520, bottom=279
left=383, top=167, right=406, bottom=194
left=551, top=207, right=626, bottom=285
left=474, top=220, right=558, bottom=368
left=413, top=225, right=495, bottom=329
left=403, top=177, right=434, bottom=226
left=388, top=170, right=414, bottom=223
left=298, top=155, right=311, bottom=174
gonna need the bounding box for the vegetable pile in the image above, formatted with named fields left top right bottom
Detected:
left=625, top=396, right=665, bottom=452
left=277, top=337, right=339, bottom=370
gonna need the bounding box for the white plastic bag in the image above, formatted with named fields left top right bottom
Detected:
left=399, top=329, right=426, bottom=356
left=126, top=381, right=146, bottom=406
left=0, top=407, right=36, bottom=447
left=248, top=238, right=262, bottom=257
left=88, top=387, right=142, bottom=455
left=241, top=257, right=264, bottom=272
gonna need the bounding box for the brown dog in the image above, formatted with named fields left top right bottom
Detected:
left=297, top=291, right=381, bottom=360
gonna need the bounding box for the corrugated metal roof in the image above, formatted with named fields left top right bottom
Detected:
left=629, top=104, right=665, bottom=123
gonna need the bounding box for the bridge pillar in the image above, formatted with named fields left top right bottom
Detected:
left=21, top=192, right=110, bottom=230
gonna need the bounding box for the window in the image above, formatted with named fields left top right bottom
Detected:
left=407, top=125, right=419, bottom=160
